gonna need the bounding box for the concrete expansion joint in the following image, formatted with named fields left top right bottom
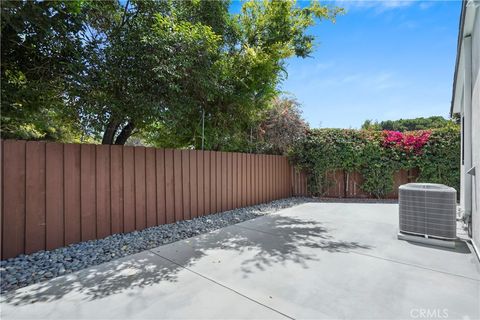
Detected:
left=148, top=249, right=296, bottom=320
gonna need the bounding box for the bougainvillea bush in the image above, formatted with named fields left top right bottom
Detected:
left=289, top=125, right=460, bottom=198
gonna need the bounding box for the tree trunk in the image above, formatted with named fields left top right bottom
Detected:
left=114, top=122, right=135, bottom=145
left=102, top=118, right=121, bottom=144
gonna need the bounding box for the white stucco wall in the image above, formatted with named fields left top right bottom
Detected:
left=471, top=11, right=479, bottom=249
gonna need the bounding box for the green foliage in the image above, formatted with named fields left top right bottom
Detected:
left=416, top=125, right=461, bottom=190
left=361, top=116, right=454, bottom=131
left=289, top=126, right=460, bottom=198
left=1, top=0, right=86, bottom=141
left=2, top=0, right=342, bottom=148
left=253, top=97, right=309, bottom=155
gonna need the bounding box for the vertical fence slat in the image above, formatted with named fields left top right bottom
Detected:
left=25, top=142, right=45, bottom=254
left=272, top=156, right=276, bottom=199
left=81, top=144, right=96, bottom=240
left=227, top=152, right=232, bottom=210
left=209, top=151, right=216, bottom=214
left=110, top=145, right=124, bottom=234
left=190, top=150, right=198, bottom=219
left=3, top=140, right=26, bottom=258
left=238, top=154, right=242, bottom=207
left=46, top=143, right=64, bottom=250
left=164, top=149, right=175, bottom=223
left=198, top=151, right=205, bottom=216
left=0, top=140, right=3, bottom=259
left=233, top=153, right=238, bottom=209
left=270, top=155, right=275, bottom=201
left=284, top=158, right=288, bottom=197
left=181, top=150, right=190, bottom=220
left=216, top=152, right=222, bottom=213
left=204, top=151, right=211, bottom=215
left=276, top=156, right=279, bottom=198
left=252, top=154, right=258, bottom=204
left=278, top=157, right=281, bottom=198
left=247, top=154, right=252, bottom=206
left=146, top=148, right=157, bottom=227
left=219, top=152, right=225, bottom=211
left=122, top=146, right=135, bottom=233
left=173, top=149, right=183, bottom=221
left=259, top=155, right=263, bottom=203
left=265, top=154, right=272, bottom=202
left=258, top=155, right=262, bottom=203
left=272, top=156, right=276, bottom=200
left=245, top=154, right=249, bottom=206
left=134, top=147, right=146, bottom=230
left=264, top=155, right=267, bottom=201
left=156, top=149, right=166, bottom=225
left=278, top=157, right=282, bottom=198
left=238, top=153, right=246, bottom=207
left=96, top=145, right=111, bottom=239
left=64, top=143, right=80, bottom=246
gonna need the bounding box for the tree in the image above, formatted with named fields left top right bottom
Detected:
left=1, top=0, right=85, bottom=140
left=361, top=116, right=454, bottom=131
left=144, top=0, right=342, bottom=150
left=2, top=0, right=342, bottom=146
left=254, top=97, right=309, bottom=155
left=72, top=0, right=224, bottom=144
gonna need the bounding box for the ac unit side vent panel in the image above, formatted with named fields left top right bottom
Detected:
left=398, top=183, right=457, bottom=240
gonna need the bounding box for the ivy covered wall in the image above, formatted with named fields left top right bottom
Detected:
left=289, top=125, right=460, bottom=198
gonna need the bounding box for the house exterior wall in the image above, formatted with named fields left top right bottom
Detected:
left=455, top=1, right=480, bottom=253
left=471, top=11, right=480, bottom=249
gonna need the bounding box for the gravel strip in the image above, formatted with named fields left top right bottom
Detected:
left=0, top=197, right=311, bottom=293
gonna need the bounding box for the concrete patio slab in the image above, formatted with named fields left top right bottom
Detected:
left=236, top=203, right=480, bottom=280
left=2, top=202, right=479, bottom=319
left=0, top=251, right=288, bottom=319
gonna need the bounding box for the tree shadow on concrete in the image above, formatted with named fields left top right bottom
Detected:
left=2, top=215, right=371, bottom=306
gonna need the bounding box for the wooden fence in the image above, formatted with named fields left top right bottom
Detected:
left=322, top=169, right=418, bottom=198
left=0, top=140, right=307, bottom=259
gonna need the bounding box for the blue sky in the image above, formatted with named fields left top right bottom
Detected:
left=232, top=0, right=462, bottom=128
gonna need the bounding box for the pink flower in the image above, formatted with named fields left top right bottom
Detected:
left=382, top=130, right=430, bottom=153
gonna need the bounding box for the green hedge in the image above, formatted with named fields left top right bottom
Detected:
left=289, top=125, right=460, bottom=198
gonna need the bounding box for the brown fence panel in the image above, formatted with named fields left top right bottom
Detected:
left=164, top=149, right=175, bottom=223
left=25, top=142, right=46, bottom=254
left=134, top=147, right=146, bottom=230
left=181, top=150, right=190, bottom=220
left=197, top=151, right=204, bottom=216
left=96, top=145, right=111, bottom=239
left=173, top=150, right=183, bottom=221
left=3, top=140, right=26, bottom=258
left=228, top=152, right=233, bottom=210
left=0, top=140, right=3, bottom=258
left=203, top=151, right=210, bottom=215
left=214, top=152, right=221, bottom=212
left=122, top=146, right=135, bottom=233
left=155, top=149, right=166, bottom=225
left=146, top=147, right=157, bottom=227
left=46, top=143, right=64, bottom=250
left=1, top=140, right=300, bottom=259
left=111, top=145, right=124, bottom=234
left=232, top=153, right=238, bottom=209
left=210, top=151, right=217, bottom=213
left=64, top=143, right=80, bottom=246
left=190, top=150, right=198, bottom=219
left=262, top=155, right=267, bottom=203
left=221, top=152, right=227, bottom=211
